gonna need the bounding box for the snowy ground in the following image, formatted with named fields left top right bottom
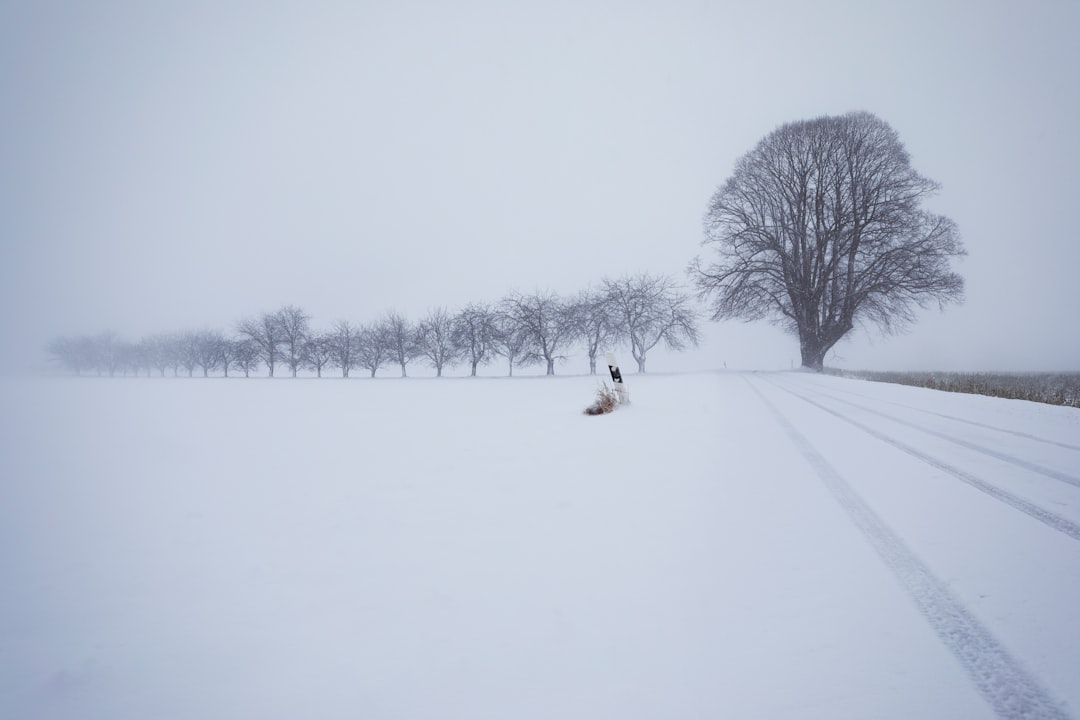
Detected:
left=1, top=371, right=1078, bottom=720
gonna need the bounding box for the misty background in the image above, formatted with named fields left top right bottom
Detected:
left=2, top=0, right=1078, bottom=375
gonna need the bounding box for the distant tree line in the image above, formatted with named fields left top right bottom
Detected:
left=47, top=273, right=699, bottom=378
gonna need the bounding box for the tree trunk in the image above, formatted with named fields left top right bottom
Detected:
left=627, top=339, right=641, bottom=373
left=589, top=356, right=597, bottom=375
left=471, top=361, right=478, bottom=377
left=546, top=358, right=555, bottom=375
left=799, top=335, right=827, bottom=371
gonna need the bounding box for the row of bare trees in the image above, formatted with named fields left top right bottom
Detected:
left=48, top=274, right=700, bottom=378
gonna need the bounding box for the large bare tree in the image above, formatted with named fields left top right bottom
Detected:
left=603, top=273, right=699, bottom=373
left=691, top=112, right=965, bottom=370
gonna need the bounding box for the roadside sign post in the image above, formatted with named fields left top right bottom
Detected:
left=606, top=352, right=630, bottom=405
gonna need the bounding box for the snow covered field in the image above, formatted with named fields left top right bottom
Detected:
left=2, top=371, right=1078, bottom=720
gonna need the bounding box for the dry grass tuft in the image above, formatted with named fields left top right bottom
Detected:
left=584, top=383, right=620, bottom=415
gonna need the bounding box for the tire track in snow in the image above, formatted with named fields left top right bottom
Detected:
left=746, top=377, right=1074, bottom=720
left=797, top=376, right=1080, bottom=452
left=759, top=377, right=1080, bottom=544
left=789, top=381, right=1080, bottom=490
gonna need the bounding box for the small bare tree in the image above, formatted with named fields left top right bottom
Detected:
left=232, top=338, right=261, bottom=378
left=381, top=311, right=418, bottom=377
left=304, top=332, right=334, bottom=378
left=326, top=320, right=360, bottom=378
left=275, top=305, right=311, bottom=378
left=452, top=302, right=498, bottom=377
left=218, top=336, right=241, bottom=378
left=48, top=336, right=97, bottom=376
left=237, top=313, right=283, bottom=377
left=603, top=273, right=699, bottom=373
left=178, top=331, right=200, bottom=377
left=575, top=288, right=619, bottom=375
left=92, top=332, right=124, bottom=376
left=142, top=334, right=176, bottom=377
left=192, top=330, right=224, bottom=377
left=355, top=323, right=388, bottom=378
left=120, top=341, right=148, bottom=377
left=502, top=291, right=577, bottom=376
left=490, top=312, right=531, bottom=377
left=416, top=307, right=460, bottom=377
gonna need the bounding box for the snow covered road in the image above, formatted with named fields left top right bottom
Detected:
left=1, top=372, right=1078, bottom=719
left=749, top=374, right=1080, bottom=719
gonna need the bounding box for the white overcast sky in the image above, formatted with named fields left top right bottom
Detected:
left=2, top=0, right=1078, bottom=373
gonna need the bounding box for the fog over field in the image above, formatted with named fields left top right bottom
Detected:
left=2, top=1, right=1079, bottom=374
left=4, top=5, right=1080, bottom=718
